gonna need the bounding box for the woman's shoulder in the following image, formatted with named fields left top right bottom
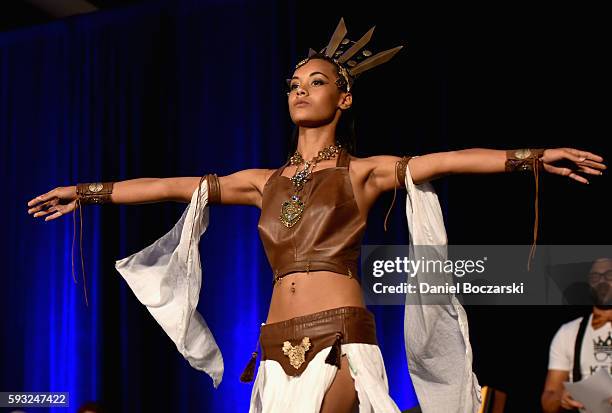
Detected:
left=347, top=154, right=402, bottom=176
left=346, top=154, right=371, bottom=167
left=257, top=168, right=280, bottom=190
left=348, top=154, right=404, bottom=165
left=222, top=168, right=279, bottom=196
left=345, top=154, right=378, bottom=184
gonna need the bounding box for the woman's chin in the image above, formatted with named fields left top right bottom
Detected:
left=292, top=117, right=331, bottom=128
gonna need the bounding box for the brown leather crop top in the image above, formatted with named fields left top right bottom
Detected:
left=257, top=147, right=366, bottom=284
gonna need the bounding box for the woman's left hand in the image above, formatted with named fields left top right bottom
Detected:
left=540, top=148, right=606, bottom=184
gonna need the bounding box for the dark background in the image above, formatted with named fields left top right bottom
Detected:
left=1, top=1, right=609, bottom=412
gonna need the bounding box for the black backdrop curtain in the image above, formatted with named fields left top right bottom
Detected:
left=1, top=1, right=609, bottom=412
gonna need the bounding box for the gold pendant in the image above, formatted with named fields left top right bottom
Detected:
left=282, top=337, right=311, bottom=369
left=279, top=195, right=305, bottom=228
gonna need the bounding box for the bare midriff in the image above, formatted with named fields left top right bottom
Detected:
left=265, top=270, right=365, bottom=323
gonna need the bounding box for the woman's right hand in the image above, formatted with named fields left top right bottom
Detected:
left=27, top=186, right=78, bottom=221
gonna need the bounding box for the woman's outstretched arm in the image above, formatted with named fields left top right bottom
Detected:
left=165, top=169, right=273, bottom=205
left=368, top=148, right=606, bottom=191
left=27, top=169, right=273, bottom=221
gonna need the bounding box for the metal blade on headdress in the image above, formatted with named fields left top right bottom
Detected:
left=338, top=26, right=376, bottom=63
left=323, top=18, right=347, bottom=57
left=348, top=45, right=404, bottom=76
left=308, top=48, right=317, bottom=57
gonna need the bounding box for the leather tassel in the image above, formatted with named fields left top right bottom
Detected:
left=241, top=324, right=264, bottom=383
left=527, top=156, right=541, bottom=271
left=239, top=351, right=258, bottom=383
left=325, top=332, right=343, bottom=368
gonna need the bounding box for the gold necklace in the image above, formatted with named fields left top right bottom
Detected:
left=279, top=143, right=341, bottom=228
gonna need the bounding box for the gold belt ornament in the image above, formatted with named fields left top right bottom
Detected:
left=282, top=337, right=311, bottom=369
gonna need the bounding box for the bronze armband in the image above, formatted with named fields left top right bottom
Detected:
left=383, top=155, right=413, bottom=232
left=505, top=148, right=546, bottom=172
left=204, top=173, right=221, bottom=204
left=76, top=182, right=115, bottom=204
left=396, top=155, right=412, bottom=187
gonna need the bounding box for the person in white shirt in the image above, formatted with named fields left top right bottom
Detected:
left=541, top=258, right=612, bottom=412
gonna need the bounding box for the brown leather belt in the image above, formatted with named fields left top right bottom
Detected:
left=259, top=306, right=378, bottom=376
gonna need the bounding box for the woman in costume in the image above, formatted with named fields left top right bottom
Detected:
left=26, top=18, right=606, bottom=413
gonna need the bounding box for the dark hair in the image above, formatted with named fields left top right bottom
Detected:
left=286, top=54, right=357, bottom=159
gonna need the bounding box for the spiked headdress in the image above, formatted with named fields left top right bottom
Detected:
left=292, top=17, right=403, bottom=92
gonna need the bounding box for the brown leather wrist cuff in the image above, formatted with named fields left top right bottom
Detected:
left=76, top=182, right=114, bottom=204
left=505, top=148, right=546, bottom=172
left=503, top=149, right=547, bottom=271
left=205, top=173, right=221, bottom=204
left=396, top=156, right=412, bottom=188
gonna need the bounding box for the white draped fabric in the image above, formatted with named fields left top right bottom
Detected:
left=403, top=156, right=481, bottom=412
left=114, top=180, right=224, bottom=387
